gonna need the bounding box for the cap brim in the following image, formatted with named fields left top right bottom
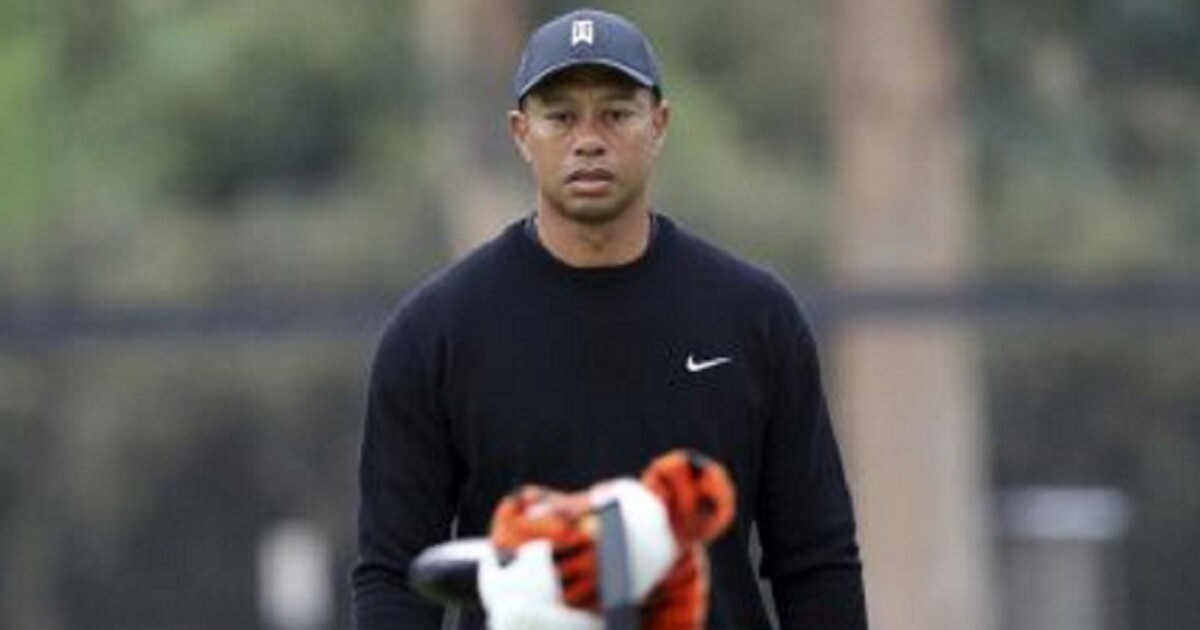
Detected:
left=516, top=59, right=656, bottom=101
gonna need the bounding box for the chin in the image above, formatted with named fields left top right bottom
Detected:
left=564, top=207, right=623, bottom=225
left=558, top=196, right=635, bottom=225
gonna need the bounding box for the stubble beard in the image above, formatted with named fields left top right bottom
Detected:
left=545, top=182, right=647, bottom=227
left=560, top=200, right=626, bottom=225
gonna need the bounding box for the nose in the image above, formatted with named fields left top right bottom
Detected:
left=572, top=117, right=607, bottom=158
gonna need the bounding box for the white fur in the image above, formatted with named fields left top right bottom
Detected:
left=477, top=539, right=603, bottom=630
left=477, top=480, right=678, bottom=629
left=591, top=479, right=679, bottom=601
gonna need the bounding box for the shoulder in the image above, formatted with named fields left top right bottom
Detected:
left=663, top=217, right=822, bottom=355
left=665, top=217, right=801, bottom=312
left=375, top=221, right=524, bottom=350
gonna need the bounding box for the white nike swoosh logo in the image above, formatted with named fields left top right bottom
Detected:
left=686, top=354, right=732, bottom=373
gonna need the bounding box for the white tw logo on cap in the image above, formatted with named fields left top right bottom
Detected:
left=571, top=19, right=594, bottom=46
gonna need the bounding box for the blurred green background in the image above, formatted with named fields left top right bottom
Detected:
left=1, top=0, right=1198, bottom=629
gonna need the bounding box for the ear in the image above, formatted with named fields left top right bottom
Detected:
left=508, top=109, right=533, bottom=163
left=649, top=98, right=670, bottom=155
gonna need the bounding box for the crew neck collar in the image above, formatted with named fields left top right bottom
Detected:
left=512, top=212, right=673, bottom=285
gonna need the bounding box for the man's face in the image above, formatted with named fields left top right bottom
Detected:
left=509, top=67, right=669, bottom=225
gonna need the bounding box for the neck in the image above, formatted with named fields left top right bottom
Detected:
left=533, top=203, right=654, bottom=268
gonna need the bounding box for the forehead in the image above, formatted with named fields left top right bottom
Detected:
left=525, top=65, right=650, bottom=103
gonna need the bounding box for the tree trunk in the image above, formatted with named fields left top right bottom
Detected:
left=830, top=1, right=995, bottom=628
left=415, top=0, right=525, bottom=258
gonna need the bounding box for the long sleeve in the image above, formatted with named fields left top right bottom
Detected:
left=353, top=302, right=464, bottom=630
left=756, top=304, right=867, bottom=629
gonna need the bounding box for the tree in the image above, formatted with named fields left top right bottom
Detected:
left=830, top=0, right=994, bottom=628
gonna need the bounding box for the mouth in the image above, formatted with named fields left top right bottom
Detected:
left=565, top=168, right=615, bottom=195
left=566, top=167, right=615, bottom=184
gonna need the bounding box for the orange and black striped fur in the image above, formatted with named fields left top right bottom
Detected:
left=489, top=449, right=736, bottom=629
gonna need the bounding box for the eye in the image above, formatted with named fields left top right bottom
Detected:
left=545, top=110, right=575, bottom=125
left=605, top=107, right=635, bottom=124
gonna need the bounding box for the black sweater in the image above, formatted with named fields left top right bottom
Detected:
left=353, top=215, right=866, bottom=629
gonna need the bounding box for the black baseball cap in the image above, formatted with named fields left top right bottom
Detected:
left=513, top=9, right=662, bottom=102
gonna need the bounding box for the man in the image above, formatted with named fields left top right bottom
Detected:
left=353, top=8, right=866, bottom=629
